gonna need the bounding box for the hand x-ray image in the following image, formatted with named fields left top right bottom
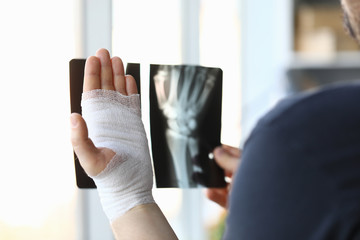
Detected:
left=150, top=64, right=226, bottom=188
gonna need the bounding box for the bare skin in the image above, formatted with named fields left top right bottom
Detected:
left=70, top=49, right=178, bottom=240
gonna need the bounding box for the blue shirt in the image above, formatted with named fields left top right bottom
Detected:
left=225, top=82, right=360, bottom=239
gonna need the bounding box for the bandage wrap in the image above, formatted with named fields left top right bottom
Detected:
left=81, top=89, right=154, bottom=222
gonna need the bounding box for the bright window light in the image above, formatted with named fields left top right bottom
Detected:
left=112, top=0, right=182, bottom=64
left=200, top=0, right=242, bottom=147
left=0, top=1, right=77, bottom=239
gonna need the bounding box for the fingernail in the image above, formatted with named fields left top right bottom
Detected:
left=70, top=115, right=78, bottom=128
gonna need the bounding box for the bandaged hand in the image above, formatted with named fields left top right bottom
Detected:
left=70, top=49, right=154, bottom=223
left=83, top=89, right=154, bottom=222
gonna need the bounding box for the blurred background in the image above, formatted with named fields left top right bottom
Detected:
left=0, top=0, right=358, bottom=239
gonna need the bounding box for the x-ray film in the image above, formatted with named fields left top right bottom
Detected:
left=150, top=64, right=226, bottom=188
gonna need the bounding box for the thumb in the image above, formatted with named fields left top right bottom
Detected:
left=70, top=113, right=107, bottom=176
left=213, top=146, right=241, bottom=173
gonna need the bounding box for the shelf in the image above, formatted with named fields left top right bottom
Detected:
left=286, top=51, right=360, bottom=93
left=289, top=52, right=360, bottom=69
left=294, top=0, right=339, bottom=7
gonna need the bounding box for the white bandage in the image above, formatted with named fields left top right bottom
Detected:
left=81, top=89, right=154, bottom=222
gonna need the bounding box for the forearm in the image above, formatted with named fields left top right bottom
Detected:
left=111, top=203, right=178, bottom=240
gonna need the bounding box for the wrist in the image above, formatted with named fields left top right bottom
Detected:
left=111, top=203, right=178, bottom=240
left=93, top=153, right=154, bottom=222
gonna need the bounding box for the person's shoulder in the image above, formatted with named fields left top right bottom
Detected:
left=258, top=81, right=360, bottom=128
left=242, top=81, right=360, bottom=159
